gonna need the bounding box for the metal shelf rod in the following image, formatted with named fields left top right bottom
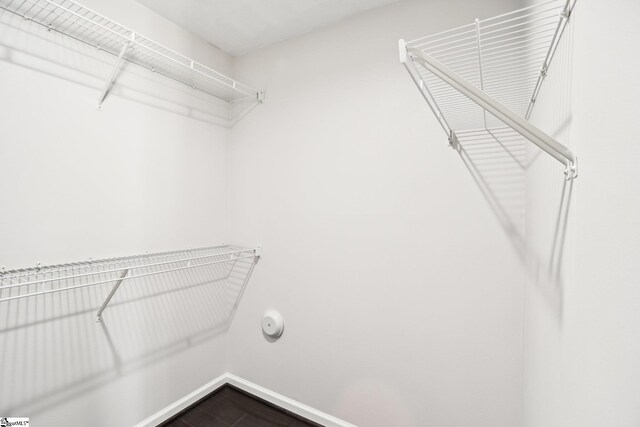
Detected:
left=400, top=0, right=577, bottom=178
left=406, top=46, right=576, bottom=175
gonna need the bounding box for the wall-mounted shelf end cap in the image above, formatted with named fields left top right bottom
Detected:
left=399, top=39, right=407, bottom=64
left=448, top=131, right=459, bottom=151
left=565, top=157, right=578, bottom=180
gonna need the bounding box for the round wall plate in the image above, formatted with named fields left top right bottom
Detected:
left=262, top=309, right=284, bottom=338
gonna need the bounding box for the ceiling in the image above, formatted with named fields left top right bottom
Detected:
left=136, top=0, right=405, bottom=56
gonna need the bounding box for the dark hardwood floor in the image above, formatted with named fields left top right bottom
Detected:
left=160, top=385, right=323, bottom=427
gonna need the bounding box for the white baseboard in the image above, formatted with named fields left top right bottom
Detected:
left=225, top=373, right=356, bottom=427
left=135, top=372, right=356, bottom=427
left=134, top=374, right=228, bottom=427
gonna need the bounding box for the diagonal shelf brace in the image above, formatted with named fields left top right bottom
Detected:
left=97, top=41, right=130, bottom=110
left=402, top=45, right=577, bottom=179
left=525, top=0, right=577, bottom=120
left=96, top=268, right=129, bottom=322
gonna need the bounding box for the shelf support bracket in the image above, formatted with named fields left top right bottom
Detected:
left=96, top=268, right=129, bottom=322
left=448, top=131, right=459, bottom=151
left=97, top=41, right=130, bottom=110
left=564, top=156, right=578, bottom=180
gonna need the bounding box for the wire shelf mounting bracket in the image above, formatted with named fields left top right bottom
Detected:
left=97, top=40, right=130, bottom=110
left=448, top=130, right=460, bottom=150
left=400, top=0, right=578, bottom=179
left=96, top=268, right=129, bottom=322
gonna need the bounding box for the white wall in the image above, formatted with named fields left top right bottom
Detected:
left=0, top=0, right=239, bottom=425
left=226, top=1, right=525, bottom=426
left=524, top=1, right=640, bottom=426
left=0, top=0, right=234, bottom=266
left=11, top=1, right=637, bottom=426
left=521, top=2, right=575, bottom=424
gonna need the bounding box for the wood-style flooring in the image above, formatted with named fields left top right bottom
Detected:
left=160, top=385, right=322, bottom=427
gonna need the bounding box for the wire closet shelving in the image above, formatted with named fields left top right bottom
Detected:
left=0, top=0, right=263, bottom=124
left=399, top=0, right=577, bottom=178
left=0, top=245, right=261, bottom=322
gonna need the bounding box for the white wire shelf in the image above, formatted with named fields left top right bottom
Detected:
left=400, top=0, right=577, bottom=178
left=0, top=245, right=261, bottom=321
left=0, top=0, right=263, bottom=116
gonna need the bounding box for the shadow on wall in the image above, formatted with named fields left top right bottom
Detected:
left=451, top=117, right=573, bottom=320
left=523, top=117, right=574, bottom=322
left=454, top=126, right=528, bottom=258
left=0, top=256, right=257, bottom=417
left=0, top=11, right=247, bottom=127
left=411, top=3, right=577, bottom=325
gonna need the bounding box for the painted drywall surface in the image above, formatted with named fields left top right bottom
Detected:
left=524, top=1, right=640, bottom=426
left=0, top=0, right=236, bottom=425
left=521, top=20, right=574, bottom=426
left=0, top=0, right=235, bottom=266
left=226, top=0, right=525, bottom=426
left=83, top=0, right=233, bottom=76
left=135, top=0, right=407, bottom=56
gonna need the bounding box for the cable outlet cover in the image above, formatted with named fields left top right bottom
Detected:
left=262, top=309, right=284, bottom=338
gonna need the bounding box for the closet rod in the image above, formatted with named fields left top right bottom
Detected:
left=403, top=45, right=577, bottom=178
